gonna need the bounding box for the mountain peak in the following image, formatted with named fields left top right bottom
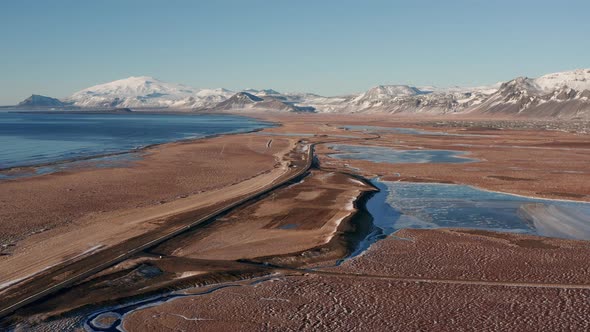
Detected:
left=243, top=88, right=282, bottom=97
left=118, top=76, right=163, bottom=84
left=18, top=94, right=64, bottom=107
left=67, top=77, right=231, bottom=109
left=234, top=92, right=264, bottom=102
left=352, top=85, right=423, bottom=105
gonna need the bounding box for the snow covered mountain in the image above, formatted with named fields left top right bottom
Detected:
left=214, top=92, right=263, bottom=110
left=288, top=84, right=498, bottom=115
left=66, top=76, right=233, bottom=109
left=468, top=71, right=590, bottom=119
left=280, top=92, right=352, bottom=113
left=286, top=69, right=590, bottom=118
left=236, top=90, right=350, bottom=113
left=213, top=92, right=302, bottom=112
left=244, top=89, right=282, bottom=97
left=351, top=85, right=423, bottom=105
left=533, top=69, right=590, bottom=92
left=17, top=68, right=589, bottom=119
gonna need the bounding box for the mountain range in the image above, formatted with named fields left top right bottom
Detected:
left=11, top=69, right=590, bottom=119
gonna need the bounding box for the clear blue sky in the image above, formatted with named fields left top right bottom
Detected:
left=1, top=0, right=589, bottom=104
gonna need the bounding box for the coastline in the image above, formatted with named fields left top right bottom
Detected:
left=0, top=113, right=278, bottom=174
left=0, top=129, right=300, bottom=284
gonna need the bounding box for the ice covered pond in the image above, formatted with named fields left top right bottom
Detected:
left=369, top=180, right=590, bottom=240
left=327, top=144, right=477, bottom=164
left=340, top=125, right=492, bottom=137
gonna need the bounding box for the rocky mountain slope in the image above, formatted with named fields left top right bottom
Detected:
left=467, top=69, right=590, bottom=119
left=284, top=69, right=590, bottom=119
left=310, top=85, right=498, bottom=115
left=213, top=92, right=302, bottom=112
left=17, top=94, right=65, bottom=107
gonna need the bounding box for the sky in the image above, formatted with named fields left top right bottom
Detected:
left=1, top=0, right=589, bottom=104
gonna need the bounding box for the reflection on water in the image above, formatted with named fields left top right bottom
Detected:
left=327, top=144, right=477, bottom=164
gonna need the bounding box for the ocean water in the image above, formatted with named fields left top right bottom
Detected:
left=0, top=112, right=273, bottom=170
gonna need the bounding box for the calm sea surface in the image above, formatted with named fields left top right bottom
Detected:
left=0, top=111, right=273, bottom=169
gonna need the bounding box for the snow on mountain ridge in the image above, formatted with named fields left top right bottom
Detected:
left=73, top=76, right=195, bottom=97
left=352, top=85, right=423, bottom=103
left=420, top=82, right=502, bottom=95
left=466, top=70, right=590, bottom=119
left=533, top=69, right=590, bottom=92
left=61, top=68, right=590, bottom=117
left=67, top=76, right=233, bottom=109
left=196, top=88, right=233, bottom=97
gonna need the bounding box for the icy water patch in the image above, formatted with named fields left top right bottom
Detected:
left=327, top=144, right=476, bottom=164
left=340, top=125, right=491, bottom=137
left=343, top=180, right=401, bottom=260
left=379, top=181, right=590, bottom=239
left=347, top=180, right=590, bottom=260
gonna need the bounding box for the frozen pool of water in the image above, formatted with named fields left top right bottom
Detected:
left=346, top=180, right=590, bottom=260
left=340, top=125, right=491, bottom=137
left=374, top=180, right=590, bottom=239
left=327, top=144, right=477, bottom=164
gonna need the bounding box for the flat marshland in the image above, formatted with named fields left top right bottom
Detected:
left=2, top=113, right=590, bottom=331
